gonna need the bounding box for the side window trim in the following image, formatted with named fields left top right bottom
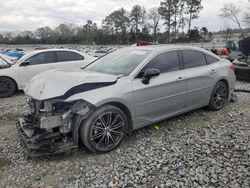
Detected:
left=52, top=51, right=56, bottom=63
left=204, top=53, right=219, bottom=65
left=180, top=50, right=207, bottom=69
left=23, top=51, right=56, bottom=66
left=204, top=53, right=209, bottom=65
left=75, top=53, right=85, bottom=61
left=55, top=51, right=84, bottom=62
left=177, top=50, right=184, bottom=70
left=134, top=49, right=181, bottom=79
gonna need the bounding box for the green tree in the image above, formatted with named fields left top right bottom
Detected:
left=178, top=1, right=188, bottom=36
left=103, top=8, right=130, bottom=44
left=159, top=0, right=175, bottom=43
left=188, top=27, right=201, bottom=41
left=185, top=0, right=203, bottom=32
left=35, top=26, right=53, bottom=43
left=208, top=32, right=214, bottom=41
left=130, top=5, right=146, bottom=40
left=200, top=26, right=208, bottom=39
left=172, top=0, right=183, bottom=39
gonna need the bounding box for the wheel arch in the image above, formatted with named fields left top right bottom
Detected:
left=73, top=100, right=133, bottom=146
left=102, top=101, right=133, bottom=134
left=218, top=78, right=229, bottom=98
left=219, top=78, right=229, bottom=88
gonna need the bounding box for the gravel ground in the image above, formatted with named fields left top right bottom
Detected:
left=0, top=82, right=249, bottom=188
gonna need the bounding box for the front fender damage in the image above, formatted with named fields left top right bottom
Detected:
left=16, top=99, right=95, bottom=157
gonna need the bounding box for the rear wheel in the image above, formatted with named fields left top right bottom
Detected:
left=208, top=81, right=229, bottom=111
left=0, top=77, right=16, bottom=98
left=80, top=105, right=128, bottom=153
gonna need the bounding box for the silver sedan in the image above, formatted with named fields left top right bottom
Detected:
left=18, top=45, right=236, bottom=155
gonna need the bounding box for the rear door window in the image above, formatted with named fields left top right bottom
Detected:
left=181, top=50, right=207, bottom=69
left=139, top=50, right=180, bottom=76
left=76, top=53, right=84, bottom=60
left=205, top=54, right=219, bottom=64
left=26, top=52, right=55, bottom=65
left=56, top=51, right=84, bottom=62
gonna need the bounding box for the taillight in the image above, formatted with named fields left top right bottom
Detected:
left=230, top=64, right=236, bottom=72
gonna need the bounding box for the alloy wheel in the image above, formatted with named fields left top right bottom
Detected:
left=212, top=83, right=227, bottom=109
left=90, top=112, right=125, bottom=151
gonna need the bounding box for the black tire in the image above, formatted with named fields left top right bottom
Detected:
left=80, top=105, right=128, bottom=153
left=208, top=81, right=229, bottom=111
left=0, top=77, right=16, bottom=98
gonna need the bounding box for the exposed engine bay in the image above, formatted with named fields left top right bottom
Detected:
left=16, top=98, right=95, bottom=157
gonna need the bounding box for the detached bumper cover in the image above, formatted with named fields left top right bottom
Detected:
left=16, top=117, right=77, bottom=157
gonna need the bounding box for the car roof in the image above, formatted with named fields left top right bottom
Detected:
left=30, top=48, right=83, bottom=55
left=15, top=49, right=90, bottom=64
left=126, top=44, right=220, bottom=59
left=128, top=44, right=207, bottom=52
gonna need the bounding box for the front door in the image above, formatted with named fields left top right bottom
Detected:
left=132, top=50, right=186, bottom=128
left=18, top=51, right=55, bottom=88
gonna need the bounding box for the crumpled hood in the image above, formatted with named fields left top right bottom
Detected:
left=24, top=69, right=118, bottom=101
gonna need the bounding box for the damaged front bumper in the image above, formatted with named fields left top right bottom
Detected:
left=16, top=116, right=77, bottom=157
left=16, top=99, right=95, bottom=157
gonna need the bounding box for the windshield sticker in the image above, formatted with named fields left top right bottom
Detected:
left=130, top=50, right=147, bottom=55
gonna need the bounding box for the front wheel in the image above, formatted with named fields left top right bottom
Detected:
left=208, top=81, right=229, bottom=111
left=0, top=77, right=16, bottom=98
left=80, top=105, right=128, bottom=153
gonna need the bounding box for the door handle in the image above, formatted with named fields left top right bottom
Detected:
left=176, top=77, right=185, bottom=82
left=210, top=70, right=216, bottom=74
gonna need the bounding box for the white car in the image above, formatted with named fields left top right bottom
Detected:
left=0, top=49, right=96, bottom=97
left=0, top=54, right=12, bottom=68
left=89, top=50, right=108, bottom=58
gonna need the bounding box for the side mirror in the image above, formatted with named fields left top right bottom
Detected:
left=20, top=61, right=30, bottom=67
left=142, top=69, right=160, bottom=84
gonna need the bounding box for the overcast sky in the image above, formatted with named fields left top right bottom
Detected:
left=0, top=0, right=249, bottom=32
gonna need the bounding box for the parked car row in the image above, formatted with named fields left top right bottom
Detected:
left=12, top=45, right=236, bottom=156
left=0, top=49, right=96, bottom=97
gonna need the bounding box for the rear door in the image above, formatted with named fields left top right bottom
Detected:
left=18, top=51, right=55, bottom=88
left=50, top=51, right=85, bottom=70
left=132, top=50, right=186, bottom=127
left=180, top=50, right=218, bottom=109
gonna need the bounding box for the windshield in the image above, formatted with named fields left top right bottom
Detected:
left=0, top=56, right=10, bottom=68
left=15, top=53, right=30, bottom=64
left=85, top=48, right=151, bottom=76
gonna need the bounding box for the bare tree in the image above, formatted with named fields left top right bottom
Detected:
left=244, top=13, right=250, bottom=26
left=219, top=3, right=245, bottom=38
left=147, top=7, right=161, bottom=41
left=244, top=0, right=250, bottom=26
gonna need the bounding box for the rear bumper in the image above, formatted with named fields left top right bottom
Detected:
left=235, top=66, right=250, bottom=81
left=16, top=117, right=77, bottom=157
